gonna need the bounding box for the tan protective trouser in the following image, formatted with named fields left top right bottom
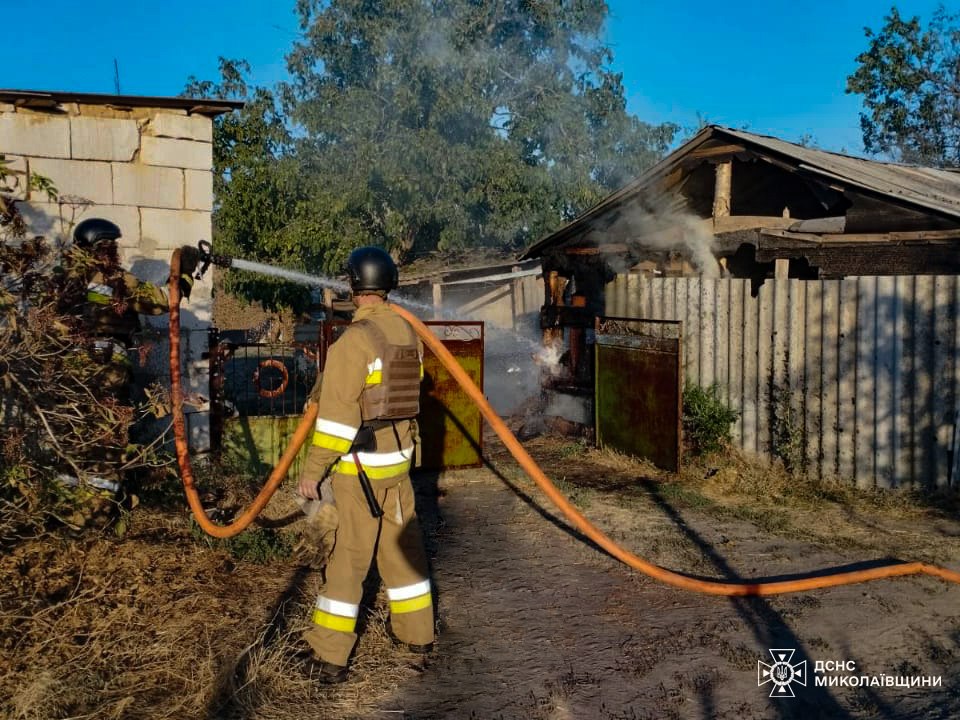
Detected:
left=303, top=469, right=434, bottom=667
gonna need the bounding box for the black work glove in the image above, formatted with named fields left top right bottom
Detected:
left=179, top=246, right=200, bottom=300
left=180, top=246, right=200, bottom=276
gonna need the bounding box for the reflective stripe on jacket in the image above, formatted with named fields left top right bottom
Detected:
left=302, top=303, right=423, bottom=483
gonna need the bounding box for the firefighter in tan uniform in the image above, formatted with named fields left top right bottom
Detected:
left=298, top=246, right=433, bottom=684
left=59, top=218, right=199, bottom=398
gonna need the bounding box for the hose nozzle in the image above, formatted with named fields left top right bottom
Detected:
left=197, top=239, right=232, bottom=278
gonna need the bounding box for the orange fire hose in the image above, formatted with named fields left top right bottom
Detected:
left=168, top=248, right=317, bottom=538
left=167, top=248, right=960, bottom=592
left=389, top=304, right=960, bottom=596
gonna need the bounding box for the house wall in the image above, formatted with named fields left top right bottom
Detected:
left=0, top=102, right=216, bottom=448
left=606, top=273, right=960, bottom=490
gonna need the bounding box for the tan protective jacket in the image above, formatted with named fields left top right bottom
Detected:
left=83, top=268, right=169, bottom=340
left=301, top=302, right=423, bottom=483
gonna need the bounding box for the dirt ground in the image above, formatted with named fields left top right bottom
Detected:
left=2, top=432, right=959, bottom=720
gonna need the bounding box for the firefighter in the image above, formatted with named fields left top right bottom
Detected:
left=59, top=218, right=199, bottom=397
left=298, top=246, right=434, bottom=684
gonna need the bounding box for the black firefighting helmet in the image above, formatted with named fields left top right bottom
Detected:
left=74, top=218, right=121, bottom=249
left=346, top=246, right=398, bottom=293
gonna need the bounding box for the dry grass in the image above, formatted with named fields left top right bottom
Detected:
left=0, top=507, right=426, bottom=720
left=496, top=435, right=960, bottom=567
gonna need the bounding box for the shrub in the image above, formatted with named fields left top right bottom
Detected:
left=683, top=383, right=738, bottom=455
left=0, top=237, right=167, bottom=534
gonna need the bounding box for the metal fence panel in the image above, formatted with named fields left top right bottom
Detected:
left=605, top=274, right=960, bottom=489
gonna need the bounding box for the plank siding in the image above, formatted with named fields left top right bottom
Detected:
left=603, top=274, right=960, bottom=489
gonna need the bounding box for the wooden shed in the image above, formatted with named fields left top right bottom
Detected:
left=521, top=125, right=960, bottom=385
left=519, top=126, right=960, bottom=487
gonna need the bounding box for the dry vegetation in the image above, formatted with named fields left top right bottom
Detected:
left=1, top=434, right=958, bottom=719
left=0, top=502, right=432, bottom=720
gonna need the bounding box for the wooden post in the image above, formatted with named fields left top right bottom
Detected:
left=568, top=295, right=587, bottom=380
left=511, top=265, right=524, bottom=330
left=774, top=258, right=790, bottom=279
left=542, top=270, right=566, bottom=349
left=712, top=159, right=732, bottom=219
left=432, top=281, right=443, bottom=319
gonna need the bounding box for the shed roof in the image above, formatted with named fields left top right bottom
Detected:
left=0, top=89, right=243, bottom=116
left=520, top=125, right=960, bottom=259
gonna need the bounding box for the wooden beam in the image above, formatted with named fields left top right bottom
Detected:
left=713, top=215, right=797, bottom=234
left=563, top=244, right=631, bottom=255
left=432, top=282, right=443, bottom=319
left=689, top=143, right=747, bottom=159
left=760, top=227, right=960, bottom=245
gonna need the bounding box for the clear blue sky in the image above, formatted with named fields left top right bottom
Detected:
left=2, top=1, right=946, bottom=156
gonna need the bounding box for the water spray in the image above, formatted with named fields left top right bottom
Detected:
left=170, top=244, right=960, bottom=594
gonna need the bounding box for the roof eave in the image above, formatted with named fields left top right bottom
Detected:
left=0, top=89, right=244, bottom=116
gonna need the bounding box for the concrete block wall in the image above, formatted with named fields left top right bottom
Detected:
left=0, top=102, right=218, bottom=449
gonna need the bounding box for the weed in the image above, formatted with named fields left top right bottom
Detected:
left=190, top=521, right=294, bottom=563
left=682, top=384, right=738, bottom=456
left=713, top=504, right=789, bottom=533
left=771, top=384, right=805, bottom=473
left=560, top=440, right=589, bottom=459
left=655, top=481, right=713, bottom=509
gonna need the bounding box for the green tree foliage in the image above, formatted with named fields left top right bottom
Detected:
left=187, top=2, right=676, bottom=307
left=184, top=60, right=319, bottom=309
left=847, top=5, right=960, bottom=167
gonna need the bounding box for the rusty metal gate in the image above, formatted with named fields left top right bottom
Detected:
left=594, top=317, right=682, bottom=472
left=418, top=322, right=484, bottom=470
left=209, top=318, right=484, bottom=473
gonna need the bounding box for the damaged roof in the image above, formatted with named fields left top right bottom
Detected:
left=520, top=125, right=960, bottom=259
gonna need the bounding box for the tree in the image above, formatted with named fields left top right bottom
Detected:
left=188, top=2, right=676, bottom=304
left=847, top=5, right=960, bottom=167
left=185, top=60, right=321, bottom=310
left=282, top=0, right=676, bottom=263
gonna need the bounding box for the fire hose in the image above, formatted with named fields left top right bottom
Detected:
left=168, top=246, right=960, bottom=594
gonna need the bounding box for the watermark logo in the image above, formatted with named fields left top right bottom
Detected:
left=758, top=648, right=807, bottom=697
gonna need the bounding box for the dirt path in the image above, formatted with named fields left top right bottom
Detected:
left=372, top=449, right=960, bottom=719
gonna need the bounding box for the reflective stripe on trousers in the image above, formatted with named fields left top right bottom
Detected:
left=311, top=596, right=359, bottom=634
left=387, top=579, right=432, bottom=614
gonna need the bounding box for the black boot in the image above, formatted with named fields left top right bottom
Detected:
left=305, top=656, right=349, bottom=684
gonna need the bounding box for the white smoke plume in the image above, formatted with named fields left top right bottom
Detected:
left=604, top=203, right=719, bottom=277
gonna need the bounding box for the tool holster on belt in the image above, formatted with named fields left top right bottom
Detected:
left=350, top=426, right=384, bottom=518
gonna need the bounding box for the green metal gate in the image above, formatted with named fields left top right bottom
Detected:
left=418, top=322, right=484, bottom=470
left=211, top=319, right=484, bottom=475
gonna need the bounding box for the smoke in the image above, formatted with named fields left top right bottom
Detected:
left=533, top=342, right=563, bottom=375
left=603, top=203, right=719, bottom=277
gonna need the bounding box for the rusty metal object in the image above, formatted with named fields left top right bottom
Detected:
left=594, top=317, right=682, bottom=472
left=418, top=322, right=484, bottom=470
left=210, top=317, right=485, bottom=471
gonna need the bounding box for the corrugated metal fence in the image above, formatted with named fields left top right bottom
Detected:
left=606, top=274, right=960, bottom=489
